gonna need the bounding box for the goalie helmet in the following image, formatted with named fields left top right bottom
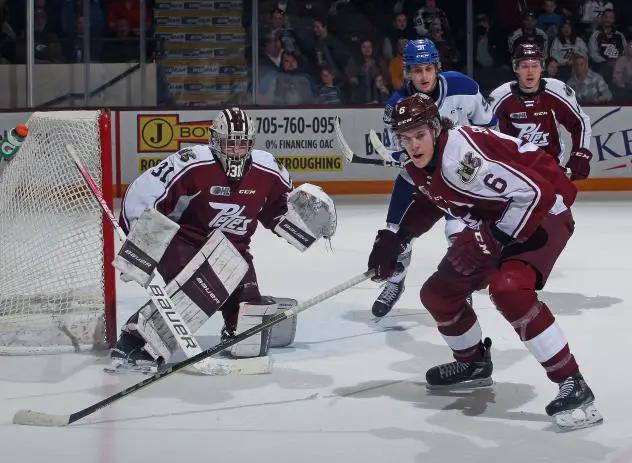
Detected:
left=512, top=42, right=544, bottom=72
left=209, top=107, right=256, bottom=180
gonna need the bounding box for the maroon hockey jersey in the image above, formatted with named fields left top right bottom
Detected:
left=400, top=126, right=577, bottom=243
left=488, top=78, right=591, bottom=162
left=121, top=145, right=292, bottom=252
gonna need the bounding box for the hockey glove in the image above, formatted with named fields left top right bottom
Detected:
left=368, top=229, right=408, bottom=281
left=446, top=223, right=502, bottom=276
left=565, top=148, right=592, bottom=181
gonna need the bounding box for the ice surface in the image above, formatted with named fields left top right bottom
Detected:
left=1, top=193, right=631, bottom=463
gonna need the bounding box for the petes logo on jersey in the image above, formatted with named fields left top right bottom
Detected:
left=457, top=152, right=482, bottom=183
left=210, top=186, right=231, bottom=196
left=208, top=202, right=252, bottom=235
left=512, top=122, right=550, bottom=146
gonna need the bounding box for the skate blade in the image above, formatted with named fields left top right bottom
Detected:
left=104, top=360, right=157, bottom=375
left=426, top=377, right=493, bottom=391
left=552, top=402, right=604, bottom=431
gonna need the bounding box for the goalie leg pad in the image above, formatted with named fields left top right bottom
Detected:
left=122, top=230, right=249, bottom=363
left=113, top=208, right=180, bottom=287
left=229, top=296, right=277, bottom=358
left=270, top=297, right=298, bottom=348
left=274, top=183, right=337, bottom=251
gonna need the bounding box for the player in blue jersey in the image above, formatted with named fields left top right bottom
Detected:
left=372, top=39, right=498, bottom=317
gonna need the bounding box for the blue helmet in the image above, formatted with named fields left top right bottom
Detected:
left=403, top=39, right=441, bottom=76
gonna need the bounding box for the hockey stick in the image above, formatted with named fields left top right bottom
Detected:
left=333, top=117, right=403, bottom=168
left=368, top=129, right=395, bottom=163
left=64, top=144, right=270, bottom=376
left=13, top=270, right=373, bottom=426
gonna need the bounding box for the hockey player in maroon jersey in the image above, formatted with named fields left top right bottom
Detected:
left=489, top=43, right=593, bottom=181
left=366, top=93, right=602, bottom=430
left=110, top=107, right=336, bottom=372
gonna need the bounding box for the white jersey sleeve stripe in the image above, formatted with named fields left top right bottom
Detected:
left=544, top=88, right=591, bottom=149
left=251, top=163, right=291, bottom=188
left=447, top=129, right=542, bottom=238
left=490, top=87, right=512, bottom=113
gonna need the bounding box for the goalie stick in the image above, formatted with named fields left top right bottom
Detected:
left=64, top=144, right=270, bottom=377
left=12, top=270, right=373, bottom=427
left=333, top=117, right=403, bottom=168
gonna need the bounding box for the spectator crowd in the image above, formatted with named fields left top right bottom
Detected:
left=255, top=0, right=632, bottom=105
left=0, top=0, right=153, bottom=64
left=2, top=0, right=632, bottom=105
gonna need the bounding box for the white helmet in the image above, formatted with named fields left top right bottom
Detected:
left=209, top=107, right=256, bottom=180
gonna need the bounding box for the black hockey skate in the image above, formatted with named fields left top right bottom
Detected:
left=545, top=372, right=603, bottom=431
left=372, top=280, right=405, bottom=317
left=106, top=331, right=161, bottom=375
left=426, top=337, right=493, bottom=390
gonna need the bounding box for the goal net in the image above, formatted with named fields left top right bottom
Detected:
left=0, top=110, right=116, bottom=354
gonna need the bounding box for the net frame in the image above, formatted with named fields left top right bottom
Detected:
left=0, top=110, right=116, bottom=354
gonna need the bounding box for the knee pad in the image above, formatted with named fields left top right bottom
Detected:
left=420, top=275, right=471, bottom=325
left=488, top=260, right=537, bottom=314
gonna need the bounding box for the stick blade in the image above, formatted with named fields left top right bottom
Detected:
left=333, top=117, right=355, bottom=162
left=186, top=356, right=273, bottom=376
left=13, top=409, right=71, bottom=427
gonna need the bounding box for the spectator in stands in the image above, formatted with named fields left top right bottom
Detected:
left=429, top=24, right=460, bottom=70
left=382, top=13, right=413, bottom=61
left=412, top=0, right=451, bottom=38
left=0, top=0, right=17, bottom=63
left=370, top=73, right=391, bottom=104
left=312, top=18, right=349, bottom=79
left=550, top=19, right=589, bottom=80
left=612, top=40, right=632, bottom=100
left=35, top=0, right=61, bottom=37
left=16, top=8, right=63, bottom=63
left=389, top=37, right=408, bottom=89
left=579, top=0, right=613, bottom=35
left=267, top=7, right=302, bottom=57
left=567, top=53, right=612, bottom=102
left=257, top=32, right=283, bottom=104
left=474, top=13, right=511, bottom=94
left=108, top=0, right=150, bottom=36
left=274, top=50, right=315, bottom=105
left=317, top=66, right=343, bottom=104
left=545, top=57, right=560, bottom=77
left=537, top=0, right=564, bottom=39
left=102, top=17, right=139, bottom=62
left=508, top=11, right=549, bottom=58
left=354, top=38, right=390, bottom=103
left=588, top=8, right=627, bottom=82
left=262, top=30, right=283, bottom=69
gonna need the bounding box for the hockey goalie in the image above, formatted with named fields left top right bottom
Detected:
left=110, top=107, right=337, bottom=373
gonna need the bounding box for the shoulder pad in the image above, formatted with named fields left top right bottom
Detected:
left=250, top=149, right=291, bottom=185
left=543, top=77, right=575, bottom=97
left=488, top=82, right=513, bottom=105
left=441, top=71, right=479, bottom=97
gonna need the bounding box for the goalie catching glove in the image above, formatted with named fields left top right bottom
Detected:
left=274, top=183, right=337, bottom=251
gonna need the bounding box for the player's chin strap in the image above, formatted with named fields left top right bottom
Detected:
left=274, top=183, right=337, bottom=251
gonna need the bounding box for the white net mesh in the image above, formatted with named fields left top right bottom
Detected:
left=0, top=110, right=115, bottom=354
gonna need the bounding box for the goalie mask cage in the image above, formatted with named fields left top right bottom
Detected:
left=0, top=110, right=116, bottom=354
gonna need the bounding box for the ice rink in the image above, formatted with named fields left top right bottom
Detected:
left=1, top=192, right=631, bottom=463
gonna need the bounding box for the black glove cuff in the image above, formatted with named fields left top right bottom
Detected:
left=395, top=227, right=414, bottom=244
